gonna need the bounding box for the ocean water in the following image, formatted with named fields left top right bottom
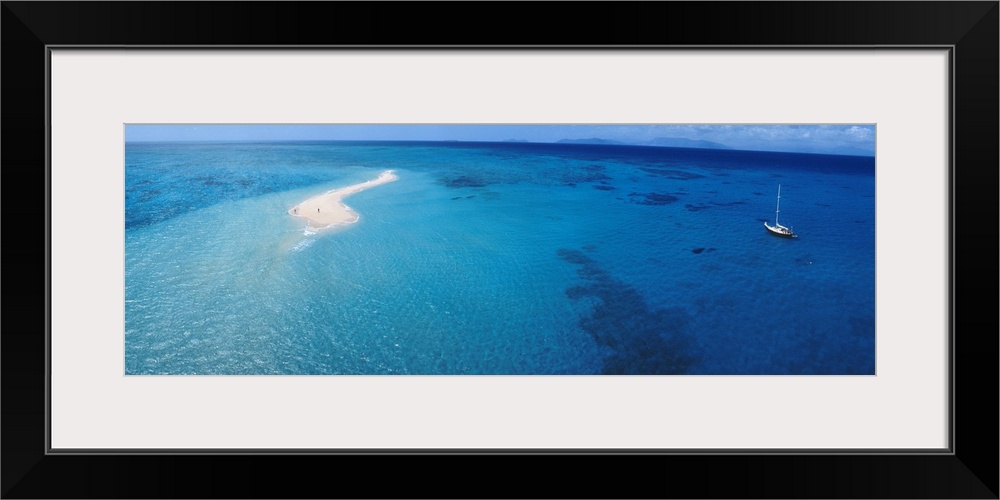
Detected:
left=124, top=141, right=876, bottom=375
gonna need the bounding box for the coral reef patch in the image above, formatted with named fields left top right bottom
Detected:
left=557, top=249, right=694, bottom=374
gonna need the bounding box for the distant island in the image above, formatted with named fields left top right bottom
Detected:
left=556, top=138, right=626, bottom=145
left=356, top=137, right=724, bottom=148
left=641, top=137, right=731, bottom=150
left=555, top=137, right=732, bottom=150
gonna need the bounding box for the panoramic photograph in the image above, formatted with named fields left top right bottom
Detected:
left=124, top=124, right=876, bottom=375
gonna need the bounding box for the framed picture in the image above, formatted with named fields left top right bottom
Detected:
left=5, top=2, right=996, bottom=498
left=118, top=122, right=878, bottom=378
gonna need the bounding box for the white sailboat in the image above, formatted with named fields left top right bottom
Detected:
left=764, top=184, right=797, bottom=238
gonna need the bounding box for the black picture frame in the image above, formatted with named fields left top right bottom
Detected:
left=3, top=2, right=996, bottom=498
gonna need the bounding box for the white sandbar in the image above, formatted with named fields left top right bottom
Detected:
left=288, top=170, right=398, bottom=229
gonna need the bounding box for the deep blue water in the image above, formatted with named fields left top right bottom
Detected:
left=125, top=141, right=876, bottom=375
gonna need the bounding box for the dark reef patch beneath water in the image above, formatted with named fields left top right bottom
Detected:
left=553, top=165, right=613, bottom=187
left=640, top=167, right=705, bottom=180
left=126, top=170, right=294, bottom=230
left=629, top=192, right=680, bottom=206
left=687, top=200, right=747, bottom=212
left=557, top=249, right=694, bottom=374
left=443, top=175, right=489, bottom=188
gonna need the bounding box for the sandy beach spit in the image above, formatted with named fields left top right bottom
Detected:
left=288, top=170, right=398, bottom=229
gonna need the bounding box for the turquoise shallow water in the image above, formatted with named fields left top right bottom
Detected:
left=125, top=141, right=876, bottom=374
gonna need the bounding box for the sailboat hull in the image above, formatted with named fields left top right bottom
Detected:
left=766, top=185, right=797, bottom=238
left=764, top=222, right=797, bottom=238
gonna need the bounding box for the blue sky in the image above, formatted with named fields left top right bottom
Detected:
left=125, top=124, right=875, bottom=156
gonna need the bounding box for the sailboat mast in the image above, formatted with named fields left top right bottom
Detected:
left=775, top=184, right=781, bottom=225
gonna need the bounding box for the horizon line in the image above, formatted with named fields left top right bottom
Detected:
left=123, top=138, right=876, bottom=157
